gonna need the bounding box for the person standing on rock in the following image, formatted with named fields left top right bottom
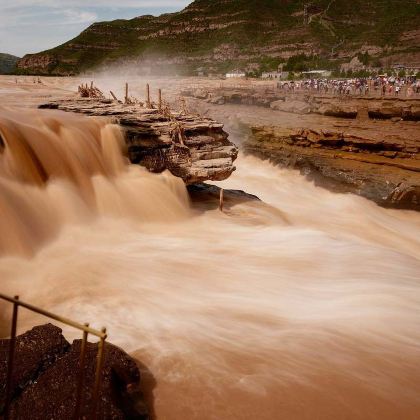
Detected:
left=407, top=84, right=413, bottom=97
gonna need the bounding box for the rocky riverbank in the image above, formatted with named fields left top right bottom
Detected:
left=40, top=98, right=238, bottom=185
left=182, top=92, right=420, bottom=211
left=182, top=87, right=420, bottom=121
left=2, top=76, right=419, bottom=211
left=0, top=324, right=149, bottom=419
left=245, top=125, right=420, bottom=210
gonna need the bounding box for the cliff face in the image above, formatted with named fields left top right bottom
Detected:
left=179, top=82, right=420, bottom=210
left=17, top=0, right=420, bottom=75
left=246, top=125, right=420, bottom=210
left=39, top=97, right=238, bottom=185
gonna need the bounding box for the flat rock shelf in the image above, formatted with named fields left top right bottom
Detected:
left=246, top=125, right=420, bottom=211
left=39, top=98, right=238, bottom=184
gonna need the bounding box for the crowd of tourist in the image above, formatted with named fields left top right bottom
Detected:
left=277, top=76, right=420, bottom=97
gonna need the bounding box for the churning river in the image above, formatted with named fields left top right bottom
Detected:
left=1, top=107, right=419, bottom=419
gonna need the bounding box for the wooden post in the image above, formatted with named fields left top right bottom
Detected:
left=90, top=81, right=93, bottom=89
left=125, top=83, right=128, bottom=104
left=110, top=91, right=118, bottom=101
left=219, top=189, right=224, bottom=212
left=158, top=89, right=162, bottom=111
left=179, top=125, right=185, bottom=145
left=146, top=83, right=150, bottom=108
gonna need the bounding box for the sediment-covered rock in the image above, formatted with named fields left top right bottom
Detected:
left=39, top=98, right=238, bottom=184
left=181, top=88, right=285, bottom=108
left=367, top=101, right=420, bottom=120
left=270, top=99, right=311, bottom=114
left=246, top=125, right=420, bottom=210
left=315, top=102, right=358, bottom=119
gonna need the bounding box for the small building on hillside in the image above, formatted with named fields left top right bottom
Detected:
left=195, top=67, right=207, bottom=77
left=301, top=70, right=332, bottom=78
left=261, top=71, right=289, bottom=80
left=226, top=70, right=246, bottom=78
left=392, top=63, right=420, bottom=75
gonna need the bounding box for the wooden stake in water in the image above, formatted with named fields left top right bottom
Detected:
left=146, top=84, right=151, bottom=108
left=219, top=188, right=224, bottom=212
left=158, top=89, right=162, bottom=111
left=125, top=83, right=128, bottom=104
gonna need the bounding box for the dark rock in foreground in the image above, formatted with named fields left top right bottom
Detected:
left=0, top=324, right=70, bottom=409
left=0, top=324, right=149, bottom=419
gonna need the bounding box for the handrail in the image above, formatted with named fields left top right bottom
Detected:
left=0, top=293, right=108, bottom=420
left=0, top=293, right=106, bottom=338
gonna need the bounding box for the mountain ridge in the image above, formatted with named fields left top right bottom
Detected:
left=16, top=0, right=420, bottom=75
left=0, top=53, right=20, bottom=74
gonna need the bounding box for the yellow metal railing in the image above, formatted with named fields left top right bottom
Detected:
left=0, top=293, right=107, bottom=420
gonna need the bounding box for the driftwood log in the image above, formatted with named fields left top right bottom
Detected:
left=77, top=83, right=104, bottom=99
left=39, top=98, right=238, bottom=184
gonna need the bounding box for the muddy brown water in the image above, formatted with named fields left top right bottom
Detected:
left=0, top=94, right=419, bottom=419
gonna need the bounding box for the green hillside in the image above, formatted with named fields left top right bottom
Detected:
left=0, top=53, right=20, bottom=74
left=16, top=0, right=420, bottom=75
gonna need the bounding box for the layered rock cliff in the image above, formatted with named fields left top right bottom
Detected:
left=39, top=98, right=238, bottom=184
left=181, top=84, right=420, bottom=210
left=183, top=86, right=420, bottom=120
left=246, top=125, right=420, bottom=210
left=17, top=0, right=420, bottom=75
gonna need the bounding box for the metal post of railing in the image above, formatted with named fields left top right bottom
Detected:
left=4, top=295, right=19, bottom=420
left=0, top=294, right=106, bottom=339
left=91, top=328, right=107, bottom=420
left=73, top=323, right=89, bottom=420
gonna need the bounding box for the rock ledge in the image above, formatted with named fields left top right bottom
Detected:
left=39, top=98, right=238, bottom=184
